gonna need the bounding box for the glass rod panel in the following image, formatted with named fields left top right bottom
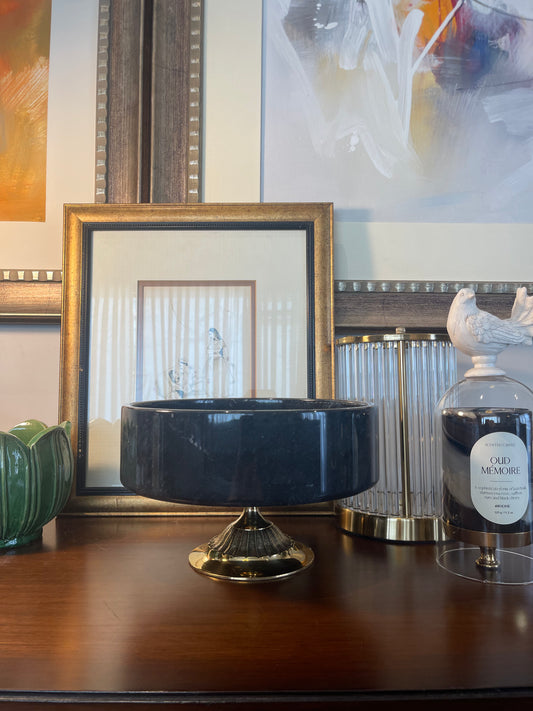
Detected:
left=336, top=335, right=456, bottom=519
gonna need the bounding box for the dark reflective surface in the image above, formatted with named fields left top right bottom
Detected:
left=120, top=398, right=377, bottom=506
left=4, top=516, right=533, bottom=701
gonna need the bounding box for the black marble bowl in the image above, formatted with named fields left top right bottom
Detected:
left=120, top=398, right=377, bottom=507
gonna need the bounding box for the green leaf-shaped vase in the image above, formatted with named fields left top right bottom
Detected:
left=0, top=420, right=73, bottom=549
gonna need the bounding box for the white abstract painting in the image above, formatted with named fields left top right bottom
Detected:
left=263, top=0, right=533, bottom=222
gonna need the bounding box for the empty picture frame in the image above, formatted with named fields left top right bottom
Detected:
left=60, top=202, right=334, bottom=513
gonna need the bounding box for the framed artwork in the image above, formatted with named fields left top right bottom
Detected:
left=0, top=0, right=99, bottom=271
left=2, top=0, right=203, bottom=315
left=262, top=0, right=533, bottom=224
left=60, top=202, right=334, bottom=513
left=258, top=0, right=533, bottom=289
left=136, top=280, right=257, bottom=401
left=0, top=0, right=51, bottom=223
left=198, top=1, right=533, bottom=326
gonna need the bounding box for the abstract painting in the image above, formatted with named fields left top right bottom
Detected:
left=0, top=0, right=51, bottom=221
left=263, top=0, right=533, bottom=222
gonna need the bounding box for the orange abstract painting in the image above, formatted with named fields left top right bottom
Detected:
left=0, top=0, right=51, bottom=222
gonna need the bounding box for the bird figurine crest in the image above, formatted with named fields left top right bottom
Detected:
left=447, top=287, right=533, bottom=378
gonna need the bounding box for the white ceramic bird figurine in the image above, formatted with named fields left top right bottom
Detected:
left=447, top=287, right=533, bottom=377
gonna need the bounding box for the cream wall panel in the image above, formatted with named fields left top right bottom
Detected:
left=203, top=0, right=262, bottom=202
left=0, top=325, right=60, bottom=431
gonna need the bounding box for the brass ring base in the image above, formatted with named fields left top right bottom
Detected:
left=189, top=541, right=314, bottom=582
left=189, top=507, right=314, bottom=582
left=337, top=508, right=445, bottom=542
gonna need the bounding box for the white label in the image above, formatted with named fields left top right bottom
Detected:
left=470, top=432, right=530, bottom=525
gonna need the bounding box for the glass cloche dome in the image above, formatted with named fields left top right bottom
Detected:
left=435, top=288, right=533, bottom=584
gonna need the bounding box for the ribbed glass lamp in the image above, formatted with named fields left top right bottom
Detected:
left=335, top=329, right=457, bottom=542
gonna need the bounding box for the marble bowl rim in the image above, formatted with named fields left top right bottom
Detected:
left=122, top=397, right=371, bottom=414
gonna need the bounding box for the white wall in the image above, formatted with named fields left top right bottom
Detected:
left=0, top=324, right=60, bottom=431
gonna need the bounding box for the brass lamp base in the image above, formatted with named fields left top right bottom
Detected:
left=189, top=507, right=314, bottom=582
left=337, top=507, right=445, bottom=542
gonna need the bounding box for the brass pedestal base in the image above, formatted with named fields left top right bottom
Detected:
left=443, top=521, right=532, bottom=572
left=189, top=507, right=314, bottom=582
left=337, top=507, right=445, bottom=543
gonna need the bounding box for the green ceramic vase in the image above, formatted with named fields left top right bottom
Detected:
left=0, top=420, right=73, bottom=549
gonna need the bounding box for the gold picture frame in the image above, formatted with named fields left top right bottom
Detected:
left=60, top=202, right=334, bottom=514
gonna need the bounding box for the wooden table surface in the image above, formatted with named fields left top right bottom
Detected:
left=0, top=514, right=532, bottom=710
